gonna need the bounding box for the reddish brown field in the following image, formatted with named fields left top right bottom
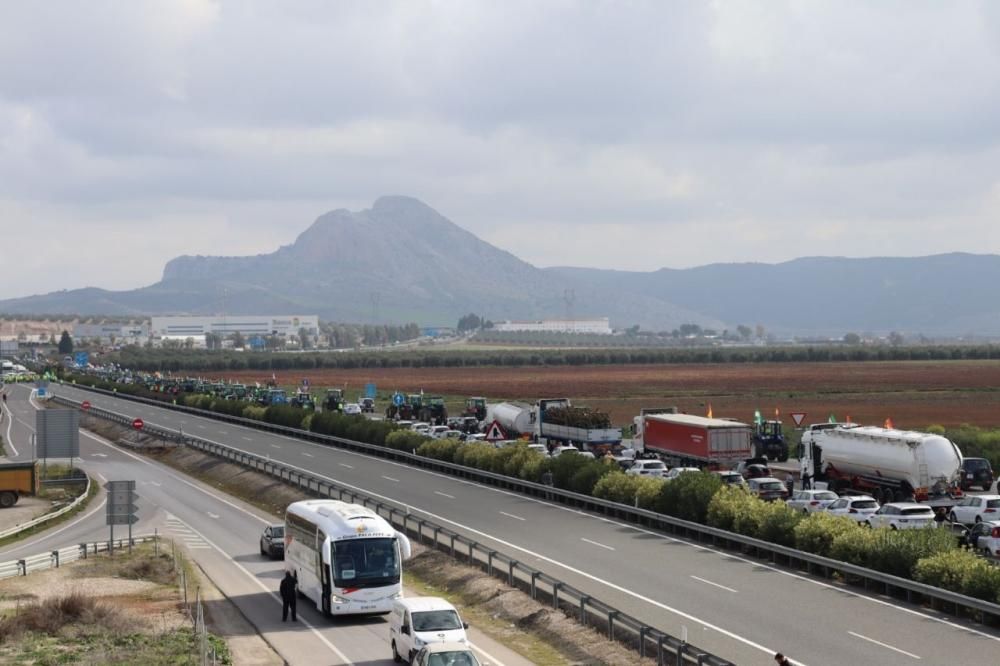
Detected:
left=222, top=360, right=1000, bottom=429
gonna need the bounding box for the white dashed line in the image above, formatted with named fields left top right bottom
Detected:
left=581, top=537, right=615, bottom=551
left=499, top=511, right=526, bottom=521
left=434, top=491, right=455, bottom=499
left=848, top=632, right=921, bottom=659
left=691, top=575, right=738, bottom=593
left=382, top=475, right=399, bottom=483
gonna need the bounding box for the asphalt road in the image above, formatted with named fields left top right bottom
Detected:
left=0, top=385, right=526, bottom=666
left=42, top=384, right=1000, bottom=666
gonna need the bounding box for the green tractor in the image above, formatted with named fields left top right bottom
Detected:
left=290, top=388, right=316, bottom=410
left=419, top=396, right=448, bottom=425
left=323, top=388, right=345, bottom=412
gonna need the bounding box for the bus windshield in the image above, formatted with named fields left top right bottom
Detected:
left=331, top=538, right=399, bottom=588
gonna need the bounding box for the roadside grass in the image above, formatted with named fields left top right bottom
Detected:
left=0, top=541, right=231, bottom=665
left=0, top=473, right=98, bottom=549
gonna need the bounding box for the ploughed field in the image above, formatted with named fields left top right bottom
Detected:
left=222, top=360, right=1000, bottom=429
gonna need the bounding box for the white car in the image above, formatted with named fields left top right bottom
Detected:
left=714, top=471, right=747, bottom=487
left=786, top=489, right=840, bottom=514
left=428, top=425, right=450, bottom=439
left=441, top=430, right=464, bottom=440
left=526, top=443, right=548, bottom=455
left=343, top=403, right=362, bottom=415
left=551, top=445, right=580, bottom=457
left=664, top=467, right=700, bottom=481
left=411, top=641, right=481, bottom=666
left=626, top=460, right=667, bottom=477
left=965, top=520, right=1000, bottom=557
left=866, top=503, right=936, bottom=530
left=948, top=494, right=1000, bottom=525
left=410, top=422, right=431, bottom=433
left=824, top=496, right=879, bottom=523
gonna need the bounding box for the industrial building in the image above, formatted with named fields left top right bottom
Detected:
left=73, top=323, right=149, bottom=344
left=493, top=318, right=612, bottom=335
left=150, top=315, right=319, bottom=340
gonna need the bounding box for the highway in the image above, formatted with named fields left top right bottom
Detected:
left=0, top=385, right=525, bottom=666
left=45, top=384, right=1000, bottom=666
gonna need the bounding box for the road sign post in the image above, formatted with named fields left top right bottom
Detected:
left=132, top=418, right=144, bottom=445
left=484, top=420, right=507, bottom=443
left=790, top=412, right=807, bottom=427
left=105, top=480, right=139, bottom=554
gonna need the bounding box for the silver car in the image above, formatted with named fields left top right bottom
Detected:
left=786, top=489, right=840, bottom=514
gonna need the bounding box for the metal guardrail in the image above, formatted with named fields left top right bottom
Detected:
left=0, top=475, right=93, bottom=541
left=54, top=392, right=732, bottom=665
left=0, top=535, right=159, bottom=580
left=54, top=385, right=1000, bottom=627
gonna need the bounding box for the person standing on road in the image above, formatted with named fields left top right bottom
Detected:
left=280, top=571, right=298, bottom=622
left=784, top=472, right=795, bottom=498
left=774, top=653, right=792, bottom=666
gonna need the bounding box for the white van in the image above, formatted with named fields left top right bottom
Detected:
left=389, top=597, right=469, bottom=663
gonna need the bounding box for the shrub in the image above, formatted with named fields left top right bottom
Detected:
left=914, top=548, right=1000, bottom=601
left=568, top=460, right=614, bottom=495
left=593, top=472, right=643, bottom=505
left=794, top=512, right=862, bottom=556
left=756, top=502, right=803, bottom=546
left=264, top=405, right=307, bottom=429
left=706, top=485, right=755, bottom=532
left=384, top=431, right=428, bottom=453
left=831, top=527, right=955, bottom=577
left=635, top=477, right=667, bottom=510
left=242, top=405, right=267, bottom=421
left=549, top=452, right=596, bottom=490
left=655, top=472, right=722, bottom=523
left=417, top=439, right=462, bottom=462
left=518, top=455, right=552, bottom=483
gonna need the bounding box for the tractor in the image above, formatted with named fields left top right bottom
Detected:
left=323, top=388, right=345, bottom=413
left=753, top=419, right=789, bottom=462
left=419, top=396, right=448, bottom=425
left=290, top=388, right=316, bottom=410
left=464, top=397, right=487, bottom=422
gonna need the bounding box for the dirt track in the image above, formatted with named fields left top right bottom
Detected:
left=221, top=360, right=1000, bottom=429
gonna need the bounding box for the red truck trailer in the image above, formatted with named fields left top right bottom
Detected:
left=633, top=413, right=753, bottom=467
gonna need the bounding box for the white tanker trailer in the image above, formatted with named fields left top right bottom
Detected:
left=800, top=423, right=964, bottom=503
left=485, top=402, right=534, bottom=436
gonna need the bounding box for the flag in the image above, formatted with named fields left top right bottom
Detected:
left=754, top=409, right=762, bottom=425
left=884, top=417, right=894, bottom=429
left=774, top=407, right=780, bottom=419
left=846, top=414, right=852, bottom=424
left=707, top=403, right=713, bottom=419
left=828, top=413, right=837, bottom=423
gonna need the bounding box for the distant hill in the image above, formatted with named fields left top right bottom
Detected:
left=2, top=196, right=998, bottom=336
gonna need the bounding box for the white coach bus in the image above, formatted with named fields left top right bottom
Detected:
left=284, top=499, right=412, bottom=616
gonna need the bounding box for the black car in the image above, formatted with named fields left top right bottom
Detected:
left=260, top=524, right=285, bottom=559
left=961, top=458, right=994, bottom=491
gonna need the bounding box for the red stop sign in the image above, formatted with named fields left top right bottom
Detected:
left=132, top=418, right=144, bottom=430
left=81, top=401, right=91, bottom=411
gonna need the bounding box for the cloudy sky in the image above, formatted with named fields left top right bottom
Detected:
left=3, top=1, right=1000, bottom=300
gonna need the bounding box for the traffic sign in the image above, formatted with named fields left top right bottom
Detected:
left=392, top=393, right=405, bottom=407
left=107, top=515, right=140, bottom=525
left=132, top=418, right=144, bottom=430
left=365, top=383, right=377, bottom=399
left=790, top=412, right=807, bottom=427
left=484, top=420, right=507, bottom=442
left=104, top=480, right=136, bottom=491
left=81, top=400, right=91, bottom=411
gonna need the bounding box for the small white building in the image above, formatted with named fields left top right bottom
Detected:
left=493, top=318, right=612, bottom=335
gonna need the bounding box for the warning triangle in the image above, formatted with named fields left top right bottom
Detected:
left=484, top=420, right=507, bottom=441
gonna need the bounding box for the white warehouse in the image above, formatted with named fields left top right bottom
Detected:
left=493, top=318, right=612, bottom=335
left=150, top=315, right=319, bottom=339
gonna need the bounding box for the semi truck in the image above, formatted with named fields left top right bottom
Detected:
left=486, top=399, right=622, bottom=448
left=0, top=461, right=38, bottom=508
left=799, top=423, right=964, bottom=503
left=631, top=410, right=754, bottom=467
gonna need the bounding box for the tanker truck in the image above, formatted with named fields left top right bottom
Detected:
left=799, top=423, right=964, bottom=504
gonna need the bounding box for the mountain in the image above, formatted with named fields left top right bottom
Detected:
left=1, top=196, right=998, bottom=335
left=546, top=253, right=1000, bottom=336
left=0, top=196, right=717, bottom=331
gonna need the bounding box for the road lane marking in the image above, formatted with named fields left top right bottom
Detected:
left=848, top=632, right=921, bottom=659
left=218, top=430, right=228, bottom=435
left=301, top=452, right=314, bottom=458
left=242, top=436, right=253, bottom=441
left=691, top=576, right=737, bottom=593
left=2, top=402, right=18, bottom=456
left=499, top=511, right=525, bottom=521
left=271, top=444, right=281, bottom=449
left=339, top=463, right=354, bottom=469
left=580, top=537, right=615, bottom=551
left=382, top=475, right=399, bottom=483
left=197, top=425, right=206, bottom=429
left=435, top=491, right=455, bottom=499
left=207, top=512, right=220, bottom=519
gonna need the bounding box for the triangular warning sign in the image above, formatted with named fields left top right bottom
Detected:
left=790, top=412, right=807, bottom=426
left=484, top=420, right=507, bottom=441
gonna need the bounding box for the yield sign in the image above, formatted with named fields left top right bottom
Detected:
left=790, top=412, right=807, bottom=427
left=484, top=420, right=507, bottom=442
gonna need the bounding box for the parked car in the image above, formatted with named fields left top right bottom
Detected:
left=961, top=457, right=994, bottom=491
left=736, top=461, right=771, bottom=479
left=948, top=494, right=1000, bottom=525
left=441, top=430, right=464, bottom=440
left=786, top=489, right=840, bottom=514
left=410, top=422, right=431, bottom=433
left=360, top=397, right=376, bottom=413
left=714, top=471, right=747, bottom=487
left=626, top=460, right=667, bottom=477
left=389, top=597, right=469, bottom=664
left=343, top=403, right=362, bottom=415
left=964, top=520, right=1000, bottom=557
left=259, top=524, right=284, bottom=559
left=746, top=477, right=788, bottom=501
left=866, top=503, right=936, bottom=529
left=551, top=445, right=581, bottom=457
left=526, top=443, right=547, bottom=455
left=429, top=425, right=450, bottom=439
left=664, top=467, right=700, bottom=481
left=823, top=496, right=879, bottom=523
left=410, top=642, right=481, bottom=666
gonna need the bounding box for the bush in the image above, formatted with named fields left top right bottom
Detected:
left=264, top=405, right=307, bottom=429
left=794, top=512, right=863, bottom=557
left=593, top=472, right=643, bottom=505
left=914, top=549, right=1000, bottom=601
left=568, top=460, right=614, bottom=495
left=706, top=485, right=756, bottom=532
left=549, top=452, right=597, bottom=490
left=242, top=405, right=267, bottom=421
left=417, top=439, right=462, bottom=462
left=756, top=502, right=803, bottom=546
left=385, top=430, right=429, bottom=453
left=655, top=472, right=722, bottom=523
left=831, top=527, right=955, bottom=577
left=635, top=476, right=667, bottom=510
